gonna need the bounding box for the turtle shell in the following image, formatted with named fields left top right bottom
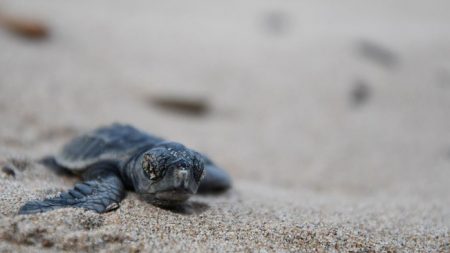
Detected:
left=55, top=124, right=163, bottom=172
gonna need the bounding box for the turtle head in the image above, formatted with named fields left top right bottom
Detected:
left=132, top=142, right=204, bottom=206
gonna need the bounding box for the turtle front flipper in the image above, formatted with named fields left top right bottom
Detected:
left=19, top=170, right=125, bottom=214
left=197, top=155, right=231, bottom=194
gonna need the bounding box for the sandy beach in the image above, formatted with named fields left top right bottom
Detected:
left=0, top=0, right=449, bottom=252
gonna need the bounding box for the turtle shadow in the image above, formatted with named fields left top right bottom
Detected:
left=158, top=201, right=210, bottom=215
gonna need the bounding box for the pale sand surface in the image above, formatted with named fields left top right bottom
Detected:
left=0, top=0, right=449, bottom=252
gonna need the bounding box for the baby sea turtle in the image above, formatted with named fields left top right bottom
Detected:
left=19, top=124, right=231, bottom=214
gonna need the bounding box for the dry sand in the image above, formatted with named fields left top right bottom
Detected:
left=0, top=0, right=449, bottom=252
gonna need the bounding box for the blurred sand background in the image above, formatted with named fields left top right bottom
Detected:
left=0, top=0, right=449, bottom=252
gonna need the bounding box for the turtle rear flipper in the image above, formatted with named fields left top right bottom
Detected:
left=19, top=170, right=125, bottom=214
left=38, top=156, right=75, bottom=176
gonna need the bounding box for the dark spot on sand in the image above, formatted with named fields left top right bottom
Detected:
left=2, top=165, right=16, bottom=177
left=41, top=239, right=54, bottom=248
left=263, top=11, right=291, bottom=35
left=8, top=158, right=30, bottom=171
left=357, top=40, right=398, bottom=69
left=0, top=13, right=49, bottom=40
left=350, top=79, right=371, bottom=108
left=149, top=95, right=210, bottom=117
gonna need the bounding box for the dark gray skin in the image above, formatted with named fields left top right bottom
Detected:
left=19, top=124, right=231, bottom=214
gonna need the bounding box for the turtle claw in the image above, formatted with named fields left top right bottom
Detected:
left=105, top=202, right=120, bottom=212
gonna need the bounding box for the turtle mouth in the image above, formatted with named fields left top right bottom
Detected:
left=140, top=189, right=193, bottom=206
left=155, top=189, right=192, bottom=202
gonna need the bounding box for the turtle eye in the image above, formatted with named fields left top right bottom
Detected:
left=192, top=162, right=204, bottom=182
left=142, top=153, right=162, bottom=180
left=191, top=153, right=205, bottom=182
left=193, top=166, right=204, bottom=182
